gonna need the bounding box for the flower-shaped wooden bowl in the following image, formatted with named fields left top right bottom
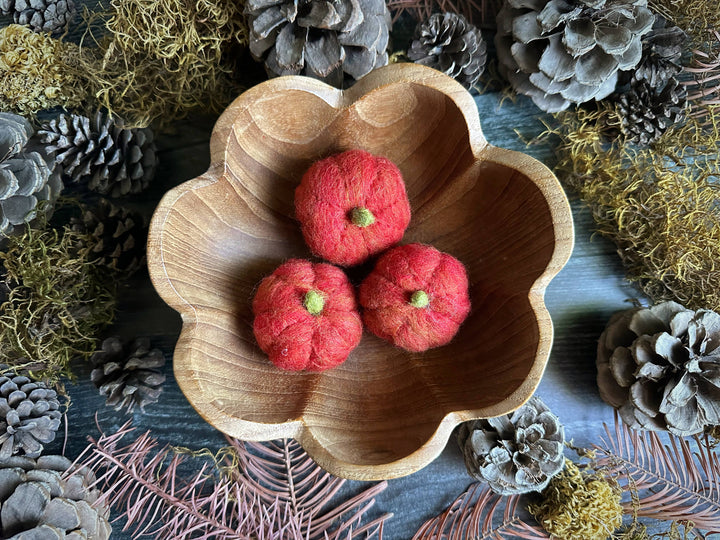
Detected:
left=147, top=64, right=573, bottom=481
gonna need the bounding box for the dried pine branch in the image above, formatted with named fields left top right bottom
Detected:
left=73, top=422, right=388, bottom=539
left=229, top=437, right=391, bottom=539
left=411, top=482, right=549, bottom=539
left=683, top=30, right=720, bottom=117
left=592, top=414, right=720, bottom=533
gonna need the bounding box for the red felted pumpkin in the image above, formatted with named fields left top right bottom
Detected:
left=295, top=149, right=411, bottom=267
left=252, top=259, right=363, bottom=371
left=359, top=243, right=471, bottom=352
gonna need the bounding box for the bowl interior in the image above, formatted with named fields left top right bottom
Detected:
left=159, top=80, right=556, bottom=467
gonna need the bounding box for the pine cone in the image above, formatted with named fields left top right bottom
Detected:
left=616, top=77, right=687, bottom=146
left=407, top=13, right=487, bottom=89
left=71, top=199, right=147, bottom=276
left=495, top=0, right=654, bottom=112
left=246, top=0, right=391, bottom=87
left=0, top=0, right=75, bottom=33
left=0, top=112, right=62, bottom=236
left=0, top=364, right=61, bottom=459
left=91, top=337, right=166, bottom=413
left=0, top=454, right=111, bottom=539
left=634, top=16, right=687, bottom=88
left=597, top=301, right=720, bottom=436
left=457, top=396, right=564, bottom=495
left=39, top=111, right=157, bottom=198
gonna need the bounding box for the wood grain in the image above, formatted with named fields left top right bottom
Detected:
left=147, top=63, right=574, bottom=480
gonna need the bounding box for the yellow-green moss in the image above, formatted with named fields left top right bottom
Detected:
left=0, top=224, right=116, bottom=383
left=0, top=24, right=87, bottom=116
left=79, top=0, right=248, bottom=128
left=529, top=460, right=623, bottom=540
left=547, top=102, right=720, bottom=311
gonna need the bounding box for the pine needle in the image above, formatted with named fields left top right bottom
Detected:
left=411, top=482, right=549, bottom=539
left=73, top=423, right=390, bottom=539
left=592, top=414, right=720, bottom=534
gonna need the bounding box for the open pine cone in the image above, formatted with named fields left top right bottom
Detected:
left=0, top=0, right=75, bottom=33
left=634, top=16, right=686, bottom=88
left=408, top=12, right=487, bottom=89
left=616, top=77, right=687, bottom=146
left=91, top=337, right=166, bottom=413
left=246, top=0, right=391, bottom=86
left=71, top=198, right=147, bottom=276
left=457, top=396, right=564, bottom=495
left=0, top=364, right=62, bottom=459
left=598, top=301, right=720, bottom=436
left=495, top=0, right=654, bottom=111
left=0, top=112, right=63, bottom=236
left=0, top=454, right=111, bottom=539
left=39, top=111, right=157, bottom=198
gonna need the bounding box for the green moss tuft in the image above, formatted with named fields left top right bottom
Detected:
left=0, top=224, right=116, bottom=383
left=528, top=460, right=623, bottom=540
left=546, top=102, right=720, bottom=312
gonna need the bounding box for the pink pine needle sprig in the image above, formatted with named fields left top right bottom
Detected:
left=68, top=421, right=390, bottom=539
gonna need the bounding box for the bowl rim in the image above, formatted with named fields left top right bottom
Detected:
left=147, top=63, right=575, bottom=480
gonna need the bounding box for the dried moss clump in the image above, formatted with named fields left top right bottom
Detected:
left=0, top=224, right=116, bottom=383
left=80, top=0, right=248, bottom=128
left=549, top=103, right=720, bottom=311
left=529, top=460, right=623, bottom=540
left=0, top=24, right=86, bottom=116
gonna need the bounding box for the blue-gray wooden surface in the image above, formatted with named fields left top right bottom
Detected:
left=36, top=86, right=647, bottom=539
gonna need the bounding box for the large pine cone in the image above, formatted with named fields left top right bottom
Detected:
left=495, top=0, right=654, bottom=112
left=634, top=16, right=686, bottom=88
left=0, top=112, right=63, bottom=236
left=0, top=454, right=111, bottom=539
left=457, top=396, right=564, bottom=495
left=408, top=12, right=487, bottom=89
left=597, top=301, right=720, bottom=436
left=91, top=337, right=166, bottom=413
left=246, top=0, right=391, bottom=87
left=0, top=0, right=75, bottom=33
left=616, top=77, right=687, bottom=147
left=39, top=111, right=157, bottom=198
left=0, top=365, right=61, bottom=459
left=71, top=199, right=147, bottom=276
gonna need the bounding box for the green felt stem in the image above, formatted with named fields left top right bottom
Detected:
left=410, top=290, right=430, bottom=308
left=350, top=206, right=375, bottom=227
left=304, top=289, right=325, bottom=315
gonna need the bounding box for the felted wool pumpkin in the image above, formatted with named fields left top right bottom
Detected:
left=252, top=259, right=363, bottom=371
left=295, top=149, right=411, bottom=267
left=359, top=243, right=471, bottom=352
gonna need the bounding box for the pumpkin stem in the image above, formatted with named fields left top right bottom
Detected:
left=410, top=290, right=430, bottom=308
left=304, top=289, right=325, bottom=315
left=350, top=206, right=375, bottom=228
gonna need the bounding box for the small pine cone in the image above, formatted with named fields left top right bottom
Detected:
left=634, top=16, right=687, bottom=88
left=91, top=337, right=166, bottom=413
left=0, top=454, right=112, bottom=539
left=0, top=112, right=63, bottom=236
left=0, top=364, right=62, bottom=459
left=616, top=77, right=687, bottom=147
left=0, top=0, right=75, bottom=33
left=457, top=396, right=564, bottom=495
left=495, top=0, right=654, bottom=112
left=71, top=199, right=147, bottom=275
left=408, top=13, right=487, bottom=89
left=597, top=301, right=720, bottom=436
left=39, top=111, right=157, bottom=198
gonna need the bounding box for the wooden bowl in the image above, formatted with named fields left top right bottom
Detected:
left=147, top=63, right=574, bottom=481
